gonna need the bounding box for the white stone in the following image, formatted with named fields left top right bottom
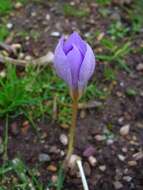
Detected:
left=25, top=55, right=32, bottom=61
left=107, top=139, right=114, bottom=145
left=123, top=176, right=132, bottom=182
left=11, top=43, right=21, bottom=50
left=19, top=53, right=25, bottom=59
left=99, top=165, right=106, bottom=171
left=59, top=134, right=68, bottom=146
left=118, top=117, right=124, bottom=124
left=7, top=23, right=13, bottom=29
left=45, top=51, right=54, bottom=63
left=60, top=150, right=65, bottom=157
left=95, top=135, right=105, bottom=141
left=118, top=154, right=125, bottom=161
left=133, top=152, right=143, bottom=160
left=31, top=12, right=37, bottom=17
left=120, top=124, right=130, bottom=136
left=114, top=181, right=123, bottom=189
left=46, top=14, right=50, bottom=20
left=122, top=147, right=127, bottom=153
left=38, top=153, right=50, bottom=162
left=136, top=63, right=143, bottom=71
left=88, top=156, right=97, bottom=166
left=120, top=82, right=124, bottom=87
left=0, top=70, right=6, bottom=78
left=68, top=154, right=80, bottom=168
left=50, top=31, right=60, bottom=37
left=15, top=2, right=23, bottom=9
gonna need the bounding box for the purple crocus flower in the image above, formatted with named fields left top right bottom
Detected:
left=54, top=32, right=96, bottom=97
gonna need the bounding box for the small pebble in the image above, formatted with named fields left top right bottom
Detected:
left=50, top=31, right=60, bottom=37
left=83, top=162, right=91, bottom=176
left=124, top=168, right=129, bottom=174
left=49, top=146, right=59, bottom=154
left=25, top=36, right=30, bottom=40
left=133, top=152, right=143, bottom=160
left=47, top=165, right=57, bottom=172
left=0, top=70, right=6, bottom=78
left=11, top=43, right=21, bottom=51
left=80, top=110, right=86, bottom=119
left=114, top=181, right=123, bottom=189
left=118, top=154, right=125, bottom=161
left=59, top=134, right=68, bottom=146
left=25, top=55, right=32, bottom=61
left=140, top=91, right=143, bottom=97
left=21, top=121, right=30, bottom=135
left=31, top=12, right=37, bottom=17
left=136, top=63, right=143, bottom=71
left=38, top=153, right=50, bottom=162
left=95, top=135, right=105, bottom=141
left=40, top=132, right=48, bottom=140
left=129, top=140, right=138, bottom=146
left=88, top=156, right=97, bottom=166
left=136, top=122, right=143, bottom=128
left=15, top=2, right=23, bottom=9
left=120, top=82, right=124, bottom=87
left=19, top=53, right=25, bottom=59
left=118, top=117, right=124, bottom=124
left=99, top=165, right=106, bottom=172
left=122, top=147, right=127, bottom=153
left=7, top=23, right=13, bottom=29
left=116, top=91, right=123, bottom=97
left=68, top=154, right=80, bottom=169
left=128, top=160, right=137, bottom=166
left=132, top=135, right=137, bottom=141
left=46, top=14, right=50, bottom=20
left=107, top=139, right=114, bottom=145
left=120, top=124, right=130, bottom=136
left=45, top=51, right=54, bottom=63
left=60, top=124, right=69, bottom=129
left=60, top=150, right=65, bottom=157
left=123, top=176, right=132, bottom=182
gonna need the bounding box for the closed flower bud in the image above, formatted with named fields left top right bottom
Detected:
left=54, top=32, right=96, bottom=98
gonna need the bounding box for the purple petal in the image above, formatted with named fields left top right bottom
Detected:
left=63, top=32, right=86, bottom=56
left=78, top=43, right=96, bottom=89
left=66, top=44, right=83, bottom=88
left=54, top=37, right=72, bottom=86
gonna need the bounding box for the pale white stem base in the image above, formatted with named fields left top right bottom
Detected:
left=76, top=159, right=89, bottom=190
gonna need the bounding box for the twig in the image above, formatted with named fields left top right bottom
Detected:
left=76, top=159, right=89, bottom=190
left=78, top=101, right=103, bottom=109
left=0, top=42, right=14, bottom=53
left=0, top=52, right=53, bottom=67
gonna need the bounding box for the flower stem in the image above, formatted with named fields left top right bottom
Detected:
left=66, top=91, right=78, bottom=160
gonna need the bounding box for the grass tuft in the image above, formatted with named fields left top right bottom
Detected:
left=63, top=4, right=89, bottom=18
